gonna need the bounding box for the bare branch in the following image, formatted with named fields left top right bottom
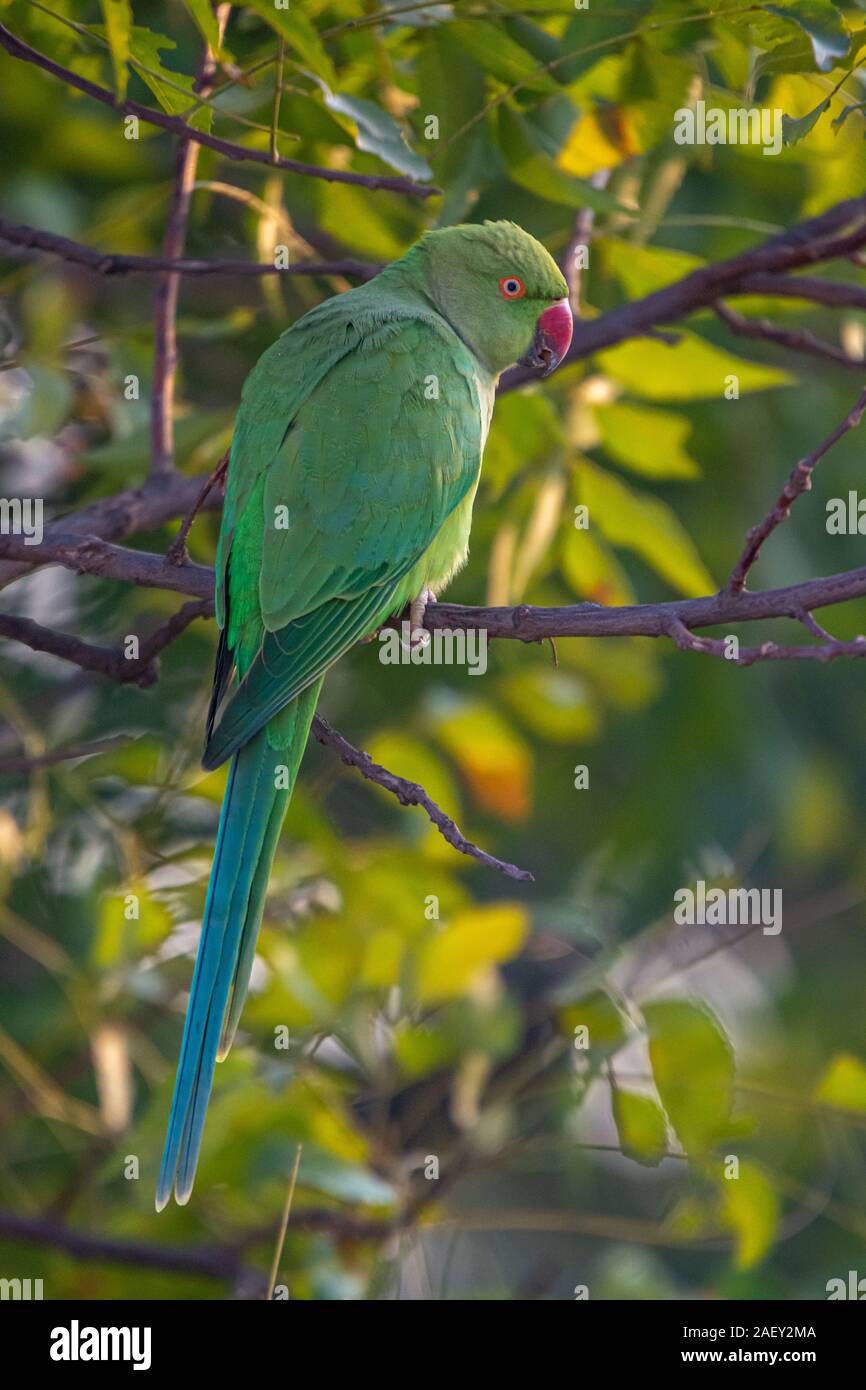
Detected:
left=0, top=24, right=438, bottom=200
left=0, top=735, right=133, bottom=773
left=167, top=450, right=230, bottom=567
left=665, top=616, right=866, bottom=666
left=151, top=5, right=230, bottom=475
left=727, top=383, right=866, bottom=593
left=0, top=218, right=378, bottom=279
left=0, top=472, right=221, bottom=592
left=714, top=300, right=864, bottom=370
left=732, top=272, right=866, bottom=311
left=311, top=714, right=534, bottom=882
left=0, top=600, right=214, bottom=687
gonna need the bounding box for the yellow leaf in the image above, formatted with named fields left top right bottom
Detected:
left=435, top=701, right=532, bottom=822
left=559, top=106, right=641, bottom=177
left=815, top=1053, right=866, bottom=1113
left=720, top=1161, right=779, bottom=1270
left=416, top=903, right=529, bottom=1004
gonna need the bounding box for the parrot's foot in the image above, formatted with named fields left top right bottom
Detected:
left=401, top=588, right=437, bottom=653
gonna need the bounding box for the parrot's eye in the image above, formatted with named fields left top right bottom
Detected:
left=499, top=275, right=526, bottom=299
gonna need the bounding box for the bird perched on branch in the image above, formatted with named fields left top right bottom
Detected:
left=156, top=220, right=572, bottom=1209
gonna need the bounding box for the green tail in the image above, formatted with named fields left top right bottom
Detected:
left=156, top=682, right=321, bottom=1210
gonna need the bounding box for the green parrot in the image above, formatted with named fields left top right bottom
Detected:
left=156, top=220, right=572, bottom=1209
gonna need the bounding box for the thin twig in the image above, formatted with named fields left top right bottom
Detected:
left=0, top=734, right=132, bottom=773
left=151, top=6, right=231, bottom=475
left=727, top=382, right=866, bottom=593
left=167, top=449, right=230, bottom=567
left=311, top=714, right=535, bottom=882
left=0, top=600, right=214, bottom=687
left=714, top=300, right=863, bottom=370
left=270, top=38, right=285, bottom=166
left=266, top=1142, right=303, bottom=1300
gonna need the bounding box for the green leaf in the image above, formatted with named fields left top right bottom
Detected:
left=578, top=460, right=715, bottom=597
left=764, top=1, right=850, bottom=72
left=605, top=240, right=705, bottom=298
left=596, top=330, right=793, bottom=401
left=243, top=1, right=337, bottom=86
left=100, top=0, right=131, bottom=100
left=445, top=19, right=559, bottom=91
left=645, top=1000, right=736, bottom=1155
left=554, top=988, right=628, bottom=1052
left=782, top=96, right=830, bottom=145
left=612, top=1088, right=668, bottom=1166
left=498, top=106, right=630, bottom=213
left=719, top=1161, right=779, bottom=1269
left=594, top=402, right=701, bottom=480
left=92, top=25, right=212, bottom=131
left=307, top=76, right=432, bottom=181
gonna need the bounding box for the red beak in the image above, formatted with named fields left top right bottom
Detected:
left=519, top=299, right=573, bottom=377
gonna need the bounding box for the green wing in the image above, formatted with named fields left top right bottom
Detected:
left=204, top=309, right=487, bottom=770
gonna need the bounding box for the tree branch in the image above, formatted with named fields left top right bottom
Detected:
left=0, top=599, right=214, bottom=687
left=0, top=218, right=378, bottom=280
left=311, top=714, right=534, bottom=882
left=0, top=24, right=437, bottom=200
left=714, top=300, right=864, bottom=370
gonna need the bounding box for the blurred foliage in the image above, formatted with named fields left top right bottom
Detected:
left=1, top=0, right=866, bottom=1301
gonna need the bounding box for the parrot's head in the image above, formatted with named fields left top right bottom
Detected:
left=418, top=220, right=572, bottom=378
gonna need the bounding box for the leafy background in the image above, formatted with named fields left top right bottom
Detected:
left=1, top=0, right=866, bottom=1300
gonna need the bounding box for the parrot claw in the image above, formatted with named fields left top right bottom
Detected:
left=400, top=588, right=436, bottom=653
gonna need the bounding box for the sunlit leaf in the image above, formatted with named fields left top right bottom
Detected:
left=612, top=1088, right=668, bottom=1166
left=499, top=106, right=629, bottom=212
left=815, top=1052, right=866, bottom=1112
left=243, top=1, right=337, bottom=85
left=645, top=1000, right=736, bottom=1155
left=596, top=331, right=793, bottom=401
left=435, top=700, right=533, bottom=822
left=416, top=903, right=529, bottom=1004
left=100, top=0, right=131, bottom=101
left=594, top=401, right=701, bottom=479
left=719, top=1160, right=779, bottom=1269
left=577, top=459, right=715, bottom=596
left=555, top=988, right=628, bottom=1052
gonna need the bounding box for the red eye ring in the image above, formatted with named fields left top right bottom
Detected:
left=499, top=275, right=526, bottom=299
